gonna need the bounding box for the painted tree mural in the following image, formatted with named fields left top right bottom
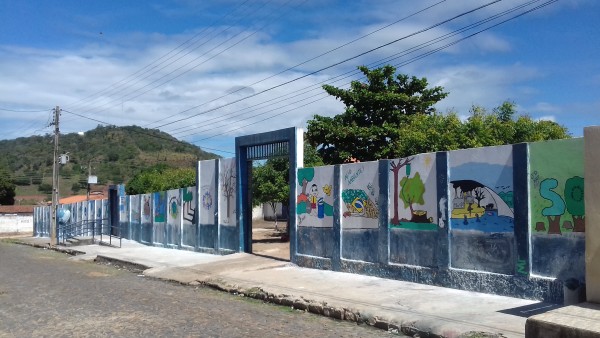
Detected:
left=390, top=157, right=413, bottom=225
left=474, top=187, right=486, bottom=208
left=221, top=161, right=236, bottom=219
left=182, top=188, right=195, bottom=224
left=565, top=176, right=585, bottom=232
left=539, top=178, right=566, bottom=234
left=399, top=172, right=426, bottom=222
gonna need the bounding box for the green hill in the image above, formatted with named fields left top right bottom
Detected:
left=0, top=125, right=219, bottom=203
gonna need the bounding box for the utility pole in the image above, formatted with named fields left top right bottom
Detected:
left=87, top=159, right=92, bottom=202
left=50, top=106, right=60, bottom=245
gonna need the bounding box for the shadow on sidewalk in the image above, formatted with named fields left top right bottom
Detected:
left=498, top=302, right=563, bottom=317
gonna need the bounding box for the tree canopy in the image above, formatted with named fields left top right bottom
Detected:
left=126, top=164, right=196, bottom=195
left=307, top=65, right=448, bottom=164
left=0, top=167, right=16, bottom=205
left=307, top=65, right=570, bottom=164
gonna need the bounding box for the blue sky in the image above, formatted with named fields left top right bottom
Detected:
left=0, top=0, right=598, bottom=156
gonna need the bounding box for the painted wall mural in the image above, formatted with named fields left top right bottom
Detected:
left=388, top=153, right=438, bottom=230
left=167, top=188, right=181, bottom=246
left=167, top=189, right=180, bottom=222
left=341, top=161, right=379, bottom=229
left=296, top=165, right=335, bottom=227
left=130, top=195, right=140, bottom=223
left=141, top=194, right=152, bottom=224
left=529, top=138, right=585, bottom=281
left=448, top=145, right=515, bottom=274
left=219, top=158, right=236, bottom=225
left=181, top=186, right=197, bottom=248
left=449, top=146, right=514, bottom=233
left=530, top=138, right=585, bottom=234
left=153, top=191, right=167, bottom=223
left=182, top=187, right=196, bottom=225
left=153, top=191, right=166, bottom=245
left=199, top=159, right=217, bottom=225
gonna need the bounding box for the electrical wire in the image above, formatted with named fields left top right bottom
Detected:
left=178, top=0, right=557, bottom=144
left=168, top=0, right=548, bottom=140
left=144, top=0, right=448, bottom=128
left=64, top=0, right=253, bottom=111
left=151, top=0, right=501, bottom=130
left=68, top=0, right=300, bottom=116
left=0, top=107, right=52, bottom=113
left=60, top=109, right=235, bottom=155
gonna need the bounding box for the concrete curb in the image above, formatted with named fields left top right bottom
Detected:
left=94, top=255, right=150, bottom=274
left=9, top=238, right=86, bottom=256
left=171, top=275, right=505, bottom=338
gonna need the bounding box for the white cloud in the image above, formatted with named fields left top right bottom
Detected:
left=1, top=0, right=597, bottom=153
left=428, top=63, right=540, bottom=114
left=535, top=115, right=556, bottom=122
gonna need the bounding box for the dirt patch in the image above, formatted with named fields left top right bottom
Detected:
left=87, top=271, right=111, bottom=277
left=0, top=232, right=33, bottom=238
left=252, top=220, right=290, bottom=261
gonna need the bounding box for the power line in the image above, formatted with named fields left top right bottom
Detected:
left=41, top=1, right=554, bottom=156
left=150, top=0, right=502, bottom=131
left=64, top=0, right=254, bottom=111
left=144, top=0, right=448, bottom=128
left=60, top=109, right=235, bottom=155
left=177, top=0, right=556, bottom=144
left=0, top=107, right=52, bottom=113
left=67, top=0, right=300, bottom=117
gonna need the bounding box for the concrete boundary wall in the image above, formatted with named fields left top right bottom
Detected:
left=0, top=215, right=33, bottom=234
left=34, top=199, right=108, bottom=239
left=33, top=138, right=588, bottom=303
left=295, top=139, right=585, bottom=303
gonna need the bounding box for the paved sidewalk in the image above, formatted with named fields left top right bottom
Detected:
left=15, top=237, right=562, bottom=338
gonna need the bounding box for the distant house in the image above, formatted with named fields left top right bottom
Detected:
left=0, top=205, right=34, bottom=234
left=0, top=205, right=34, bottom=215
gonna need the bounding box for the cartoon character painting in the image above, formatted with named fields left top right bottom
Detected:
left=296, top=166, right=334, bottom=227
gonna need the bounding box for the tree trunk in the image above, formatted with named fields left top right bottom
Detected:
left=573, top=216, right=585, bottom=232
left=547, top=215, right=562, bottom=234
left=270, top=202, right=278, bottom=230
left=391, top=166, right=401, bottom=225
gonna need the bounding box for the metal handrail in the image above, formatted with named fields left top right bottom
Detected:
left=99, top=222, right=122, bottom=248
left=56, top=218, right=107, bottom=245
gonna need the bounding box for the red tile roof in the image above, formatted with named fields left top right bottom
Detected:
left=0, top=205, right=35, bottom=214
left=59, top=194, right=107, bottom=204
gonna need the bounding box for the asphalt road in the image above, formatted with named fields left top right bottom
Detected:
left=0, top=241, right=393, bottom=337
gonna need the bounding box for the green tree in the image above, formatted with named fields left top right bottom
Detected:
left=252, top=163, right=289, bottom=229
left=307, top=65, right=569, bottom=164
left=126, top=165, right=195, bottom=195
left=0, top=168, right=16, bottom=205
left=307, top=65, right=448, bottom=164
left=38, top=183, right=53, bottom=194
left=71, top=182, right=82, bottom=194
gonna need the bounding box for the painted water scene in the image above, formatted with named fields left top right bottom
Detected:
left=448, top=145, right=514, bottom=233
left=450, top=179, right=514, bottom=232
